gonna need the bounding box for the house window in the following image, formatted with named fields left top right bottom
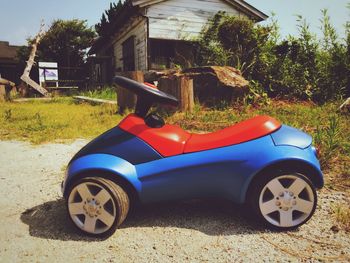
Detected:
left=149, top=39, right=175, bottom=70
left=122, top=36, right=135, bottom=71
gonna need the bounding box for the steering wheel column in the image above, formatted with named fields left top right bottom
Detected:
left=114, top=76, right=179, bottom=118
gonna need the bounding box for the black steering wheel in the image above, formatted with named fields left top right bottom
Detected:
left=114, top=76, right=178, bottom=117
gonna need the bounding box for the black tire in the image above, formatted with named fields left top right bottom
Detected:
left=248, top=171, right=317, bottom=231
left=66, top=177, right=130, bottom=237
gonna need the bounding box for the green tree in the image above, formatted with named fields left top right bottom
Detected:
left=195, top=13, right=271, bottom=78
left=95, top=0, right=129, bottom=37
left=315, top=9, right=348, bottom=102
left=37, top=19, right=95, bottom=69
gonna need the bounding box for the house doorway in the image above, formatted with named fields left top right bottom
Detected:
left=122, top=36, right=135, bottom=71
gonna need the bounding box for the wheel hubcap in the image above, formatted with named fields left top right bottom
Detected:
left=259, top=175, right=315, bottom=228
left=68, top=181, right=116, bottom=234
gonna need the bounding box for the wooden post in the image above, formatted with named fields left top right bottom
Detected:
left=0, top=78, right=15, bottom=102
left=158, top=75, right=194, bottom=112
left=116, top=71, right=144, bottom=113
left=0, top=85, right=6, bottom=102
left=178, top=76, right=194, bottom=112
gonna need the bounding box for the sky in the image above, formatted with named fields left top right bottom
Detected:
left=0, top=0, right=349, bottom=46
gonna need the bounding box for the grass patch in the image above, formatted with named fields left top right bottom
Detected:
left=77, top=86, right=117, bottom=100
left=332, top=204, right=350, bottom=232
left=0, top=97, right=123, bottom=144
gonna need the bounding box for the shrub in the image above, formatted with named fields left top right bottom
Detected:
left=194, top=9, right=349, bottom=104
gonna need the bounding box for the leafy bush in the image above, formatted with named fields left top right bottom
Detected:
left=195, top=9, right=349, bottom=104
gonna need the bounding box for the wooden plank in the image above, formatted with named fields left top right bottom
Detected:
left=73, top=96, right=118, bottom=105
left=46, top=86, right=79, bottom=89
left=45, top=79, right=85, bottom=83
left=13, top=97, right=54, bottom=103
left=20, top=76, right=49, bottom=97
left=146, top=0, right=240, bottom=40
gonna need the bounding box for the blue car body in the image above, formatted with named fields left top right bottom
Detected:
left=62, top=124, right=323, bottom=204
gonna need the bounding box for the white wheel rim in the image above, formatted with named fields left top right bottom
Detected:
left=259, top=175, right=315, bottom=228
left=68, top=181, right=116, bottom=234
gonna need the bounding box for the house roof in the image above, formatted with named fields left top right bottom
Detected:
left=132, top=0, right=268, bottom=21
left=0, top=41, right=20, bottom=62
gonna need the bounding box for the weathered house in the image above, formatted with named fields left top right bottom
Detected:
left=0, top=41, right=20, bottom=83
left=89, top=0, right=267, bottom=84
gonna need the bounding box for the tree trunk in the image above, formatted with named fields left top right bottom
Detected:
left=20, top=22, right=49, bottom=97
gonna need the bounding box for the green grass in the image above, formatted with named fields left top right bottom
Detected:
left=332, top=204, right=350, bottom=232
left=77, top=86, right=117, bottom=100
left=0, top=97, right=123, bottom=144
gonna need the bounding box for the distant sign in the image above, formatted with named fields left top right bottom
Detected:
left=39, top=62, right=58, bottom=84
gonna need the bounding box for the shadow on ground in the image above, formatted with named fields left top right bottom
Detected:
left=21, top=198, right=263, bottom=241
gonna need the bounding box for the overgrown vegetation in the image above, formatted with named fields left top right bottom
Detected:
left=0, top=98, right=122, bottom=144
left=195, top=9, right=350, bottom=104
left=332, top=204, right=350, bottom=232
left=77, top=86, right=117, bottom=100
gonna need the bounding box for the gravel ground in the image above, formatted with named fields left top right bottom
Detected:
left=0, top=140, right=349, bottom=263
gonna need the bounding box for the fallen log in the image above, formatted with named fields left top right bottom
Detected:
left=20, top=21, right=49, bottom=97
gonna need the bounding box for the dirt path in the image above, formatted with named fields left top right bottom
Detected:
left=0, top=140, right=349, bottom=262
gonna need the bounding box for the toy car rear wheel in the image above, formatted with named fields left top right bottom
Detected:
left=66, top=177, right=129, bottom=237
left=249, top=172, right=317, bottom=230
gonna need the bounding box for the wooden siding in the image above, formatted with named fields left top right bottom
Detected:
left=146, top=0, right=243, bottom=40
left=113, top=17, right=148, bottom=72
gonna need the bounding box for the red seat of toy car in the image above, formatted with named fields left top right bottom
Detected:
left=119, top=114, right=191, bottom=157
left=184, top=115, right=281, bottom=153
left=119, top=114, right=281, bottom=157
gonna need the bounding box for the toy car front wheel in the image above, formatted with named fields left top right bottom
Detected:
left=250, top=172, right=317, bottom=230
left=66, top=177, right=129, bottom=237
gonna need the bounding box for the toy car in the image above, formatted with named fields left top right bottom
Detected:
left=62, top=76, right=323, bottom=236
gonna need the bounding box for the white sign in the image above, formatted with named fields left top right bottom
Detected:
left=39, top=62, right=58, bottom=84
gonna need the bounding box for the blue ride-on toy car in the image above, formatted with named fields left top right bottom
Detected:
left=62, top=76, right=323, bottom=236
